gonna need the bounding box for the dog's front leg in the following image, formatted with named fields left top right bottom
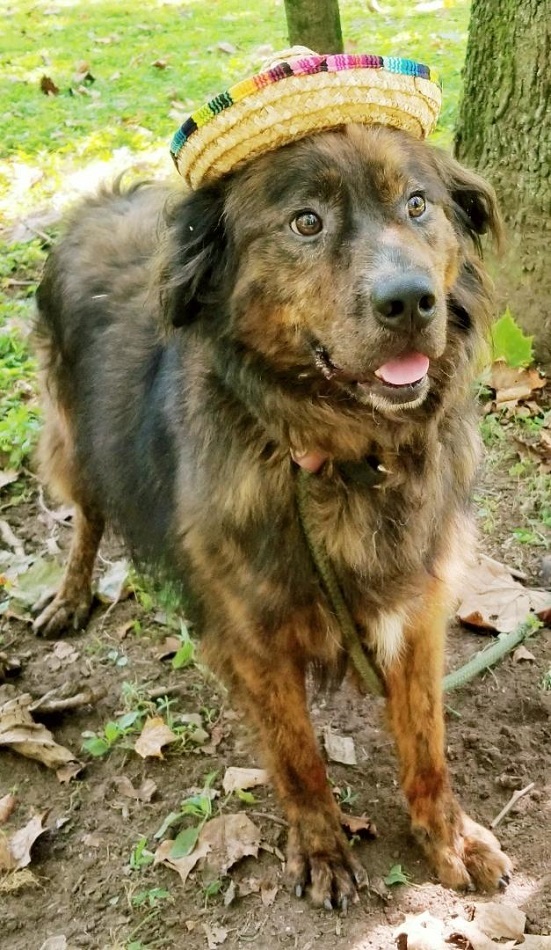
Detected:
left=219, top=646, right=367, bottom=909
left=384, top=581, right=512, bottom=891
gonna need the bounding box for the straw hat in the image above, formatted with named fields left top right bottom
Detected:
left=171, top=48, right=442, bottom=189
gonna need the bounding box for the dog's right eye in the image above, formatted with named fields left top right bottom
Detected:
left=290, top=211, right=323, bottom=237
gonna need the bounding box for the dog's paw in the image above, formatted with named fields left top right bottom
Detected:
left=427, top=814, right=512, bottom=892
left=285, top=823, right=367, bottom=910
left=33, top=590, right=93, bottom=638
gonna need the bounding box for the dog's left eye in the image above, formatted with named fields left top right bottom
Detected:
left=407, top=193, right=427, bottom=218
left=290, top=211, right=323, bottom=237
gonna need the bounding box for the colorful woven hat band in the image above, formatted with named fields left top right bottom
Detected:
left=171, top=49, right=442, bottom=189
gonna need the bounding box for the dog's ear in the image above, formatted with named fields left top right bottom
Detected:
left=430, top=149, right=503, bottom=252
left=160, top=181, right=229, bottom=327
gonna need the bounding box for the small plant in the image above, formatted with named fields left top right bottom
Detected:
left=154, top=772, right=218, bottom=858
left=129, top=837, right=155, bottom=871
left=81, top=709, right=144, bottom=757
left=171, top=621, right=195, bottom=670
left=541, top=669, right=551, bottom=691
left=131, top=887, right=171, bottom=909
left=491, top=309, right=534, bottom=368
left=384, top=864, right=411, bottom=886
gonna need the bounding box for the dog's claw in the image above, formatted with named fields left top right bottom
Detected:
left=295, top=884, right=303, bottom=899
left=340, top=895, right=348, bottom=915
left=323, top=897, right=333, bottom=912
left=499, top=874, right=511, bottom=889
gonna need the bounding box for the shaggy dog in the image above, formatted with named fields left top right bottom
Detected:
left=34, top=123, right=512, bottom=908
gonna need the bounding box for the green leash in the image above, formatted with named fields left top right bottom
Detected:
left=295, top=467, right=543, bottom=697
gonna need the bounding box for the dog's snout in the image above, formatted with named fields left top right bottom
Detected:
left=371, top=273, right=437, bottom=331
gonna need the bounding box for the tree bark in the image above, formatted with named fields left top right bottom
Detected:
left=283, top=0, right=344, bottom=54
left=455, top=0, right=551, bottom=367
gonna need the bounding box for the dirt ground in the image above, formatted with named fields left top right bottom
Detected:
left=1, top=437, right=551, bottom=949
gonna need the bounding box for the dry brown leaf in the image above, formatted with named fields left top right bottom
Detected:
left=324, top=729, right=356, bottom=765
left=339, top=812, right=377, bottom=839
left=156, top=636, right=182, bottom=660
left=151, top=58, right=168, bottom=69
left=394, top=911, right=446, bottom=949
left=0, top=813, right=48, bottom=871
left=0, top=470, right=19, bottom=490
left=202, top=924, right=228, bottom=949
left=40, top=75, right=59, bottom=95
left=218, top=41, right=237, bottom=54
left=134, top=716, right=176, bottom=759
left=113, top=775, right=157, bottom=802
left=222, top=767, right=268, bottom=794
left=449, top=917, right=517, bottom=950
left=200, top=813, right=261, bottom=878
left=457, top=555, right=551, bottom=633
left=154, top=835, right=210, bottom=886
left=39, top=937, right=67, bottom=950
left=491, top=364, right=546, bottom=405
left=472, top=901, right=526, bottom=940
left=520, top=937, right=551, bottom=948
left=0, top=793, right=17, bottom=824
left=260, top=883, right=278, bottom=906
left=513, top=645, right=536, bottom=662
left=0, top=689, right=80, bottom=769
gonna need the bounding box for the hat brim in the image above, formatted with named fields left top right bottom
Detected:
left=171, top=54, right=442, bottom=189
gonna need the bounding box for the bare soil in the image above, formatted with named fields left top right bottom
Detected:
left=1, top=445, right=550, bottom=950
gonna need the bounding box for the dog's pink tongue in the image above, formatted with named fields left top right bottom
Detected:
left=375, top=352, right=430, bottom=386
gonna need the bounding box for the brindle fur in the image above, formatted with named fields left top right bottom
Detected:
left=33, top=125, right=512, bottom=907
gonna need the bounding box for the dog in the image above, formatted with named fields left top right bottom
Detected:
left=33, top=123, right=512, bottom=908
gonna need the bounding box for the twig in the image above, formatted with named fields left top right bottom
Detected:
left=146, top=684, right=187, bottom=701
left=20, top=221, right=54, bottom=244
left=30, top=685, right=107, bottom=715
left=0, top=519, right=25, bottom=557
left=479, top=552, right=528, bottom=582
left=250, top=811, right=288, bottom=827
left=491, top=781, right=535, bottom=828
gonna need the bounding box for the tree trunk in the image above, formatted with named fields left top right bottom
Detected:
left=283, top=0, right=344, bottom=54
left=455, top=0, right=551, bottom=368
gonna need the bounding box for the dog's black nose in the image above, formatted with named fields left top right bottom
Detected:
left=372, top=274, right=437, bottom=331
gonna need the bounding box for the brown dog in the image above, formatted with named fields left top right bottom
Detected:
left=33, top=123, right=512, bottom=908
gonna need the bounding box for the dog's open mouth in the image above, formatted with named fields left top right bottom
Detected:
left=313, top=343, right=430, bottom=407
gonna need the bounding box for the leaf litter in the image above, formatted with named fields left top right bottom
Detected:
left=394, top=901, right=551, bottom=949
left=457, top=554, right=551, bottom=633
left=0, top=686, right=81, bottom=775
left=155, top=813, right=261, bottom=887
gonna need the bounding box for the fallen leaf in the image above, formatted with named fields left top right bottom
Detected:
left=222, top=767, right=268, bottom=794
left=473, top=901, right=526, bottom=940
left=154, top=835, right=210, bottom=886
left=0, top=470, right=19, bottom=490
left=339, top=812, right=377, bottom=839
left=457, top=555, right=551, bottom=633
left=151, top=58, right=168, bottom=69
left=0, top=793, right=17, bottom=824
left=449, top=917, right=517, bottom=950
left=218, top=41, right=237, bottom=54
left=260, top=882, right=278, bottom=906
left=202, top=924, right=228, bottom=948
left=324, top=729, right=357, bottom=765
left=39, top=938, right=67, bottom=950
left=6, top=557, right=64, bottom=610
left=491, top=363, right=546, bottom=405
left=156, top=814, right=261, bottom=887
left=0, top=813, right=48, bottom=870
left=394, top=911, right=446, bottom=950
left=52, top=641, right=79, bottom=664
left=95, top=559, right=132, bottom=605
left=0, top=688, right=80, bottom=770
left=56, top=762, right=83, bottom=784
left=199, top=813, right=261, bottom=879
left=156, top=636, right=182, bottom=660
left=40, top=75, right=59, bottom=95
left=113, top=775, right=157, bottom=802
left=134, top=716, right=177, bottom=759
left=520, top=937, right=551, bottom=948
left=513, top=645, right=536, bottom=662
left=81, top=833, right=103, bottom=848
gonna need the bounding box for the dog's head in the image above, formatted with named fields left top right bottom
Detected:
left=161, top=124, right=501, bottom=414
